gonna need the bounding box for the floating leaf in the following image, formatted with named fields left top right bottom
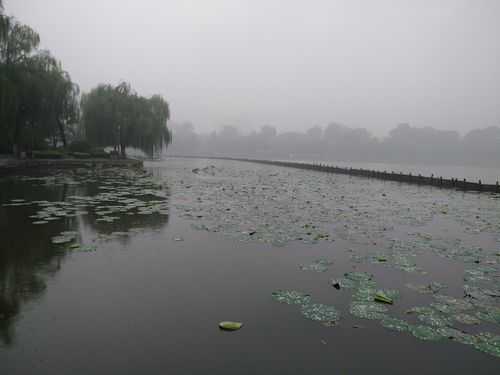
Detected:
left=472, top=332, right=500, bottom=358
left=299, top=259, right=332, bottom=272
left=350, top=302, right=388, bottom=320
left=301, top=303, right=340, bottom=326
left=331, top=277, right=357, bottom=289
left=344, top=271, right=373, bottom=283
left=271, top=290, right=311, bottom=305
left=51, top=234, right=77, bottom=244
left=454, top=313, right=480, bottom=325
left=374, top=291, right=394, bottom=305
left=437, top=327, right=475, bottom=345
left=79, top=244, right=97, bottom=252
left=406, top=306, right=434, bottom=315
left=410, top=325, right=443, bottom=341
left=219, top=321, right=243, bottom=331
left=381, top=317, right=410, bottom=332
left=406, top=282, right=446, bottom=294
left=417, top=311, right=451, bottom=328
left=476, top=307, right=500, bottom=324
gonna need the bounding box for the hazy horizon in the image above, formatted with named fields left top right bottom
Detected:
left=7, top=0, right=500, bottom=136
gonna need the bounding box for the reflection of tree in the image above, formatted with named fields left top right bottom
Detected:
left=0, top=258, right=53, bottom=345
left=0, top=185, right=69, bottom=346
left=78, top=184, right=170, bottom=245
left=0, top=172, right=170, bottom=345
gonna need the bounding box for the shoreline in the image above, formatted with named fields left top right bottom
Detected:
left=0, top=158, right=143, bottom=176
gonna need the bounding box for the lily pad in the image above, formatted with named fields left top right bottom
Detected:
left=417, top=311, right=451, bottom=328
left=79, top=244, right=97, bottom=252
left=344, top=271, right=373, bottom=283
left=51, top=234, right=77, bottom=244
left=454, top=313, right=480, bottom=325
left=301, top=303, right=341, bottom=326
left=406, top=306, right=434, bottom=315
left=374, top=290, right=394, bottom=304
left=271, top=290, right=311, bottom=305
left=299, top=259, right=332, bottom=272
left=406, top=282, right=446, bottom=294
left=350, top=301, right=388, bottom=320
left=437, top=327, right=475, bottom=345
left=381, top=317, right=410, bottom=332
left=476, top=307, right=500, bottom=324
left=410, top=325, right=443, bottom=341
left=219, top=321, right=243, bottom=331
left=331, top=278, right=357, bottom=289
left=472, top=332, right=500, bottom=358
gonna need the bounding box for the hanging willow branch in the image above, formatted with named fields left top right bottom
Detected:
left=81, top=82, right=171, bottom=157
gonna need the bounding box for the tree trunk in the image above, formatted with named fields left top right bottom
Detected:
left=13, top=120, right=21, bottom=158
left=120, top=144, right=126, bottom=158
left=57, top=119, right=67, bottom=147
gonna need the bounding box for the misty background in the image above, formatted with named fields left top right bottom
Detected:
left=7, top=0, right=500, bottom=139
left=167, top=122, right=500, bottom=166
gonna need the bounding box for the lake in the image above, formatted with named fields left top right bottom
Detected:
left=0, top=157, right=499, bottom=374
left=288, top=159, right=500, bottom=184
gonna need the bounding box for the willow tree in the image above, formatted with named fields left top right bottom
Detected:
left=127, top=94, right=171, bottom=157
left=147, top=94, right=171, bottom=155
left=0, top=7, right=78, bottom=154
left=81, top=82, right=171, bottom=158
left=45, top=64, right=80, bottom=147
left=0, top=15, right=41, bottom=153
left=80, top=84, right=117, bottom=149
left=0, top=1, right=7, bottom=42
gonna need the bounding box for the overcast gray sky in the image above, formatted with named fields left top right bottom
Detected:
left=7, top=0, right=500, bottom=135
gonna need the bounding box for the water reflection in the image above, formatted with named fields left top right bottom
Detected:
left=0, top=168, right=170, bottom=345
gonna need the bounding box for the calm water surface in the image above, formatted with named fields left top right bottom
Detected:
left=294, top=159, right=500, bottom=184
left=0, top=158, right=499, bottom=374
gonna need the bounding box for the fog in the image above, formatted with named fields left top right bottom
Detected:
left=8, top=0, right=500, bottom=137
left=167, top=122, right=500, bottom=166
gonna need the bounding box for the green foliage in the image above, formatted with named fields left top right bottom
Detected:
left=1, top=3, right=170, bottom=157
left=68, top=140, right=92, bottom=153
left=32, top=149, right=65, bottom=159
left=89, top=149, right=110, bottom=159
left=218, top=321, right=243, bottom=331
left=67, top=143, right=109, bottom=159
left=80, top=82, right=171, bottom=158
left=0, top=7, right=79, bottom=155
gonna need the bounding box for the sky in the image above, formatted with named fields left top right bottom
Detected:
left=6, top=0, right=500, bottom=136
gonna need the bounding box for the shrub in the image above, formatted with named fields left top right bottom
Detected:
left=68, top=140, right=92, bottom=153
left=90, top=148, right=110, bottom=159
left=70, top=152, right=92, bottom=159
left=33, top=150, right=65, bottom=159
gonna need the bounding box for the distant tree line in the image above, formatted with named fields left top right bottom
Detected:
left=0, top=2, right=171, bottom=158
left=167, top=122, right=500, bottom=166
